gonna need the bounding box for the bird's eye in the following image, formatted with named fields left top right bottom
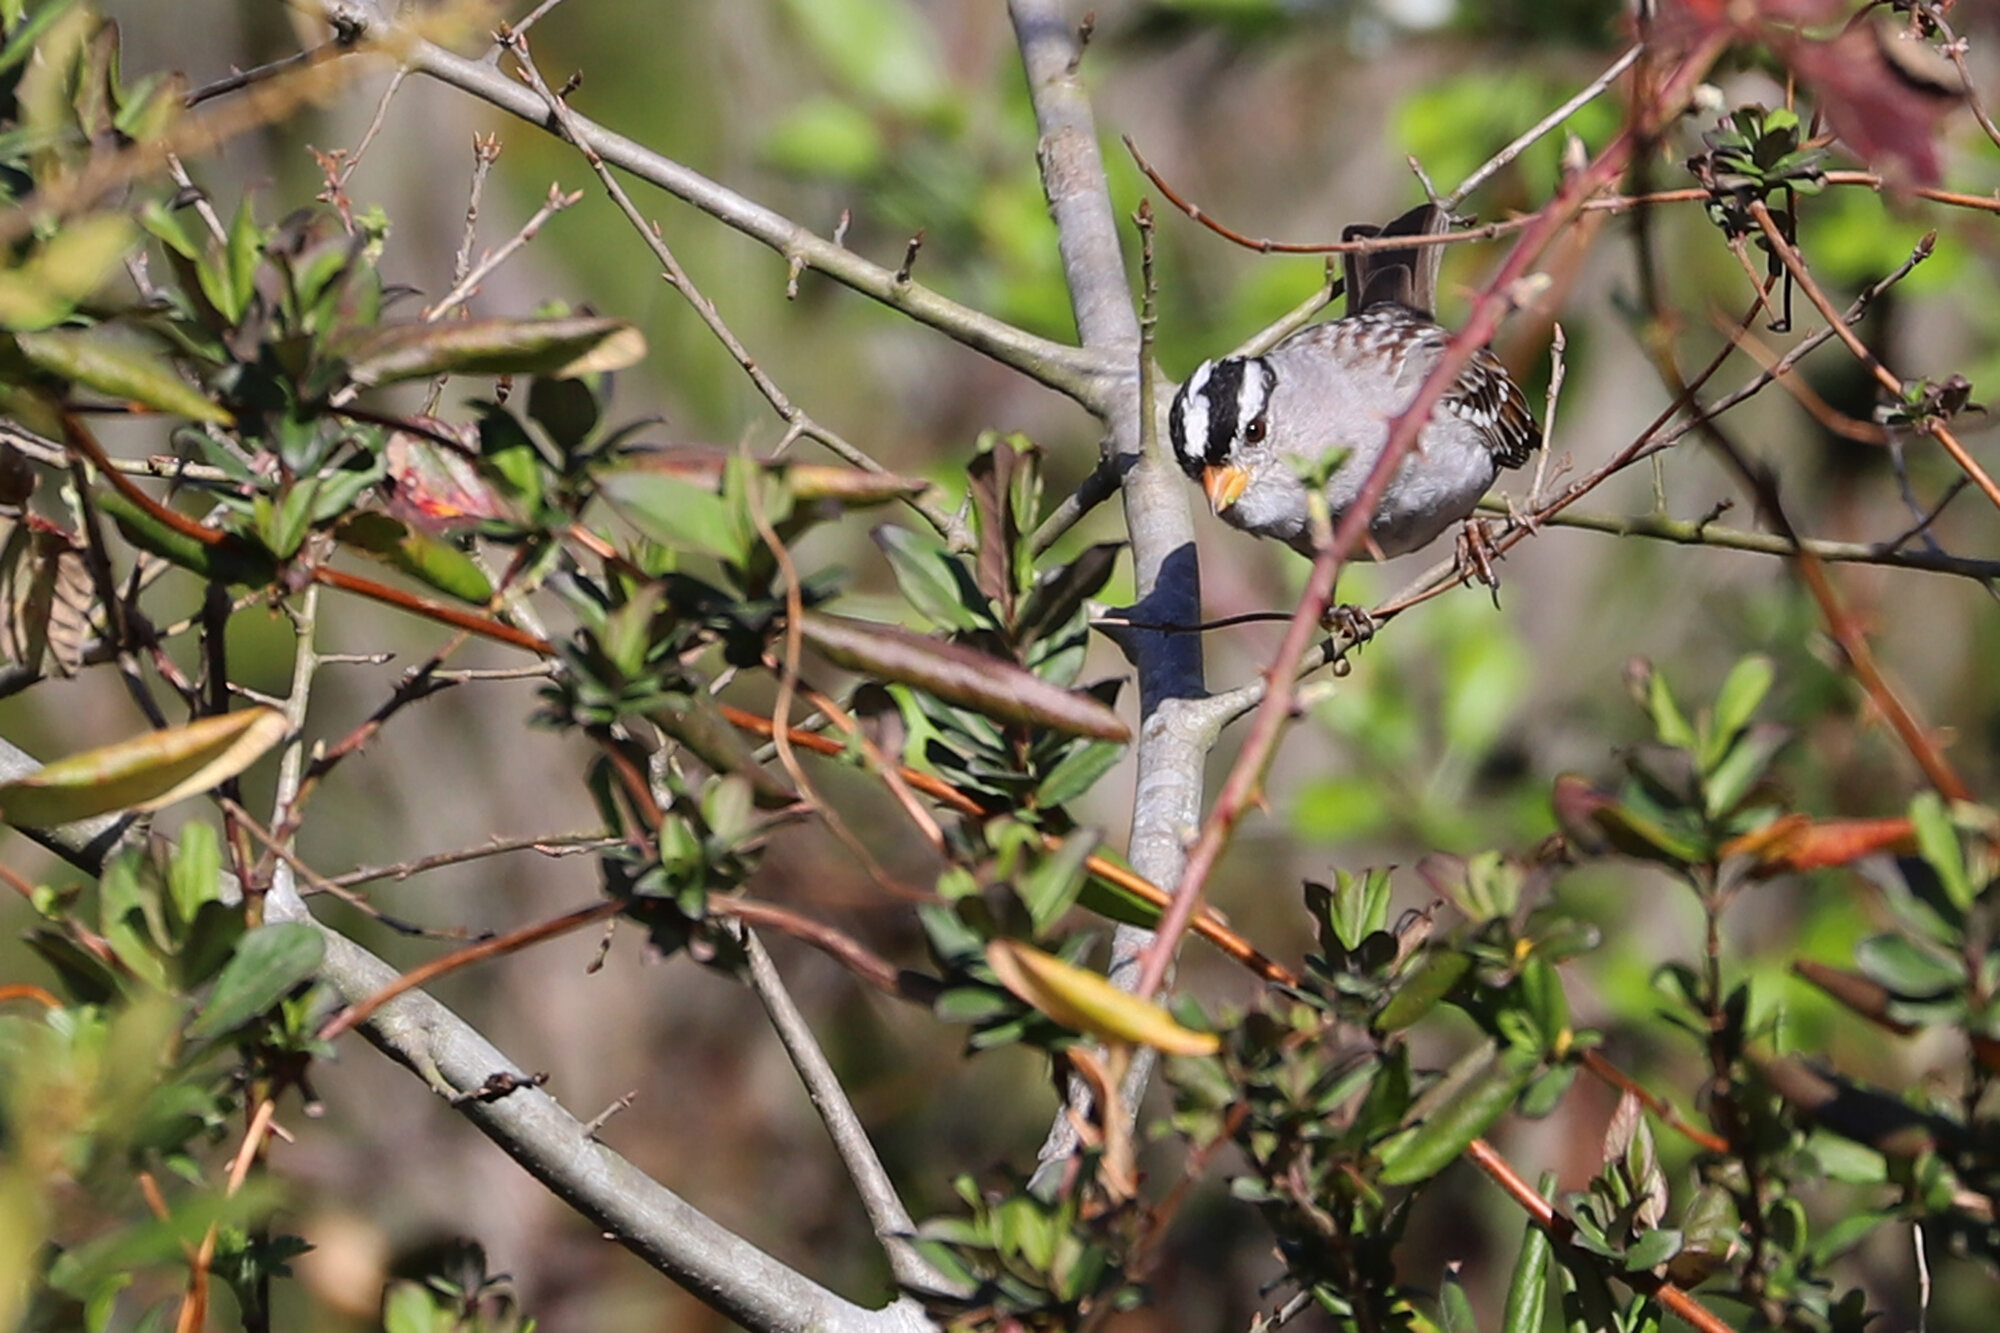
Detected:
left=1244, top=414, right=1268, bottom=445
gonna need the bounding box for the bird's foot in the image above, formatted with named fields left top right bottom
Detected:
left=1455, top=518, right=1504, bottom=607
left=1318, top=602, right=1376, bottom=676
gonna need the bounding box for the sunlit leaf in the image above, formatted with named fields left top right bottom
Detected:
left=1377, top=1046, right=1538, bottom=1186
left=984, top=939, right=1218, bottom=1055
left=343, top=316, right=644, bottom=387
left=0, top=708, right=286, bottom=827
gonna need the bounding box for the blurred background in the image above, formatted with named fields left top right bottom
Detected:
left=7, top=0, right=2000, bottom=1328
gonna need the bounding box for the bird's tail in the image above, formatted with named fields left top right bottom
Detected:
left=1342, top=203, right=1447, bottom=317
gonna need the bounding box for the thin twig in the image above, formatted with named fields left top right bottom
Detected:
left=738, top=928, right=963, bottom=1295
left=319, top=899, right=622, bottom=1041
left=423, top=182, right=582, bottom=321
left=329, top=830, right=614, bottom=888
left=1441, top=43, right=1644, bottom=209
left=1746, top=200, right=2000, bottom=516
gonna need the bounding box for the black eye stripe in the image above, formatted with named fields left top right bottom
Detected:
left=1169, top=356, right=1275, bottom=480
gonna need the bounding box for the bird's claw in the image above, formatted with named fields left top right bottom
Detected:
left=1455, top=518, right=1504, bottom=607
left=1318, top=602, right=1375, bottom=676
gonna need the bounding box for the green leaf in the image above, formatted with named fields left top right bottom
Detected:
left=222, top=194, right=262, bottom=324
left=167, top=820, right=222, bottom=925
left=186, top=923, right=324, bottom=1039
left=0, top=215, right=136, bottom=331
left=1853, top=931, right=1964, bottom=997
left=1378, top=1047, right=1539, bottom=1185
left=873, top=525, right=989, bottom=630
left=1708, top=654, right=1774, bottom=755
left=15, top=328, right=231, bottom=423
left=597, top=468, right=748, bottom=564
left=1374, top=948, right=1471, bottom=1034
left=1501, top=1185, right=1555, bottom=1333
left=1645, top=667, right=1696, bottom=751
left=1019, top=828, right=1096, bottom=932
left=95, top=488, right=275, bottom=585
left=525, top=375, right=600, bottom=457
left=334, top=513, right=495, bottom=605
left=1034, top=739, right=1123, bottom=810
left=1621, top=1228, right=1683, bottom=1273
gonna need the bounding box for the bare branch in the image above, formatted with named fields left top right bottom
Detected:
left=322, top=0, right=1111, bottom=406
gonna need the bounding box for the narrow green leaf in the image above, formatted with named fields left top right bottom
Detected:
left=1034, top=739, right=1123, bottom=810
left=1645, top=669, right=1695, bottom=751
left=873, top=524, right=988, bottom=630
left=96, top=488, right=274, bottom=585
left=1709, top=654, right=1774, bottom=753
left=334, top=513, right=495, bottom=605
left=167, top=820, right=222, bottom=924
left=1501, top=1182, right=1555, bottom=1333
left=1374, top=948, right=1471, bottom=1034
left=186, top=922, right=324, bottom=1039
left=1019, top=828, right=1097, bottom=932
left=222, top=195, right=261, bottom=324
left=1378, top=1048, right=1539, bottom=1185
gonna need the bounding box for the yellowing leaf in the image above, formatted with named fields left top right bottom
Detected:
left=0, top=708, right=287, bottom=828
left=984, top=939, right=1219, bottom=1055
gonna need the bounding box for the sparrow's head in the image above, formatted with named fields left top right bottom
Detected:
left=1169, top=355, right=1276, bottom=514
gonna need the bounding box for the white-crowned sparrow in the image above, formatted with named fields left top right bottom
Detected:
left=1169, top=204, right=1540, bottom=560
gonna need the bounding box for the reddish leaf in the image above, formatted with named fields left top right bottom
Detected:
left=1791, top=959, right=1916, bottom=1036
left=1721, top=814, right=1916, bottom=876
left=385, top=424, right=512, bottom=533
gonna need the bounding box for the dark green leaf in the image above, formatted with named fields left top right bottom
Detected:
left=1374, top=948, right=1470, bottom=1034
left=1501, top=1193, right=1554, bottom=1333
left=1379, top=1047, right=1539, bottom=1186
left=873, top=525, right=989, bottom=631
left=1034, top=739, right=1123, bottom=810
left=186, top=923, right=324, bottom=1039
left=334, top=513, right=495, bottom=604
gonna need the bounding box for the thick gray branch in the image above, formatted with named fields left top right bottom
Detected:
left=1008, top=0, right=1206, bottom=1161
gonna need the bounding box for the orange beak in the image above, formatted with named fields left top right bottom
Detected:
left=1201, top=464, right=1250, bottom=514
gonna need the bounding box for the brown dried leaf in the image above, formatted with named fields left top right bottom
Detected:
left=798, top=610, right=1128, bottom=741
